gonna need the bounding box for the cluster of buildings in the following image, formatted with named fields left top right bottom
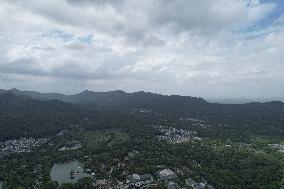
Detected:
left=0, top=137, right=49, bottom=157
left=185, top=178, right=214, bottom=189
left=123, top=169, right=214, bottom=189
left=156, top=169, right=176, bottom=180
left=179, top=117, right=212, bottom=128
left=126, top=174, right=154, bottom=187
left=48, top=149, right=215, bottom=189
left=93, top=179, right=118, bottom=189
left=269, top=143, right=284, bottom=153
left=154, top=125, right=199, bottom=143
left=131, top=108, right=152, bottom=114
left=94, top=168, right=176, bottom=189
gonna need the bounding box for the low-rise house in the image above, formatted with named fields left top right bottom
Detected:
left=94, top=179, right=108, bottom=188
left=167, top=181, right=186, bottom=189
left=156, top=169, right=176, bottom=180
left=126, top=174, right=153, bottom=187
left=206, top=185, right=215, bottom=189
left=118, top=162, right=125, bottom=168
left=94, top=179, right=117, bottom=189
left=195, top=183, right=206, bottom=189
left=185, top=178, right=210, bottom=189
left=128, top=150, right=139, bottom=158
left=269, top=144, right=284, bottom=153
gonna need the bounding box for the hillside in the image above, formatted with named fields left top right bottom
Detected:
left=5, top=89, right=207, bottom=111
left=0, top=92, right=84, bottom=140
left=1, top=89, right=284, bottom=140
left=0, top=90, right=283, bottom=189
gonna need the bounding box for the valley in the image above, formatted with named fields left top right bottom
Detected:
left=0, top=89, right=283, bottom=189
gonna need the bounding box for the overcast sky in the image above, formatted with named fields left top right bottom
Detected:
left=0, top=0, right=284, bottom=99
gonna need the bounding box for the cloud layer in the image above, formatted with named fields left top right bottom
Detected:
left=0, top=0, right=283, bottom=98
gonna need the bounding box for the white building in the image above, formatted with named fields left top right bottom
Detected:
left=157, top=169, right=176, bottom=180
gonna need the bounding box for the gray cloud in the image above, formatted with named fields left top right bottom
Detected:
left=0, top=57, right=126, bottom=80
left=66, top=0, right=125, bottom=7
left=0, top=0, right=283, bottom=99
left=6, top=0, right=268, bottom=44
left=0, top=58, right=46, bottom=76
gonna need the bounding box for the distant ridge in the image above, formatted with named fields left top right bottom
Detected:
left=206, top=97, right=283, bottom=104
left=0, top=91, right=84, bottom=140
left=2, top=88, right=208, bottom=111
left=0, top=88, right=283, bottom=139
left=8, top=88, right=67, bottom=101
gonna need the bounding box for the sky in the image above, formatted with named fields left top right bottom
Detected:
left=0, top=0, right=284, bottom=99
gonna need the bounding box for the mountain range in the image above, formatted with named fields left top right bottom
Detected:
left=0, top=88, right=283, bottom=141
left=4, top=88, right=207, bottom=111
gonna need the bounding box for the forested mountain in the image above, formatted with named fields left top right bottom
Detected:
left=0, top=91, right=154, bottom=141
left=0, top=92, right=85, bottom=140
left=0, top=90, right=283, bottom=188
left=5, top=89, right=207, bottom=111
left=7, top=88, right=67, bottom=101
left=1, top=89, right=284, bottom=140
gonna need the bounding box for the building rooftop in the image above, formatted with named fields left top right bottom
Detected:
left=159, top=169, right=175, bottom=176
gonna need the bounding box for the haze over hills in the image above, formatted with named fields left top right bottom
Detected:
left=0, top=91, right=86, bottom=140
left=1, top=0, right=284, bottom=188
left=1, top=88, right=284, bottom=141
left=4, top=88, right=283, bottom=105
left=1, top=90, right=283, bottom=188
left=207, top=98, right=284, bottom=104
left=4, top=88, right=208, bottom=110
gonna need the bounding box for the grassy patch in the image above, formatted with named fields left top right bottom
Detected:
left=83, top=129, right=130, bottom=149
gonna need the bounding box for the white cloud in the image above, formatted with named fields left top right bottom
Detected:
left=0, top=0, right=283, bottom=99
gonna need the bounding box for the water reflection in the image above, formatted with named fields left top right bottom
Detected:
left=50, top=160, right=93, bottom=185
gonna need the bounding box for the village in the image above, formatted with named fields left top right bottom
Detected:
left=1, top=123, right=282, bottom=189
left=94, top=168, right=214, bottom=189
left=154, top=125, right=201, bottom=144
left=269, top=143, right=284, bottom=153
left=0, top=126, right=225, bottom=189
left=0, top=137, right=49, bottom=158
left=44, top=141, right=215, bottom=189
left=70, top=163, right=214, bottom=189
left=59, top=146, right=214, bottom=189
left=178, top=117, right=214, bottom=129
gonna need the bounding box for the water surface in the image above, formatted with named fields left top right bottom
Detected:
left=50, top=160, right=92, bottom=185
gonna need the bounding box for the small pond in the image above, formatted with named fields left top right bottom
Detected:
left=50, top=160, right=93, bottom=185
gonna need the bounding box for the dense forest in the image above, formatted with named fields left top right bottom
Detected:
left=0, top=89, right=283, bottom=189
left=0, top=89, right=283, bottom=141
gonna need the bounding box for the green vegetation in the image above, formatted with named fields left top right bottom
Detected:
left=0, top=91, right=283, bottom=188
left=0, top=133, right=283, bottom=188
left=83, top=129, right=130, bottom=149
